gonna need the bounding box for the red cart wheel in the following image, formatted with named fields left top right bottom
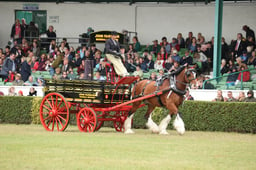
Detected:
left=113, top=111, right=128, bottom=132
left=77, top=107, right=97, bottom=133
left=40, top=93, right=70, bottom=131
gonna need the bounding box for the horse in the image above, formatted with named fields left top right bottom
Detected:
left=124, top=65, right=197, bottom=135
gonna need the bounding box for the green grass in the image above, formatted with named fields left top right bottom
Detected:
left=0, top=125, right=256, bottom=170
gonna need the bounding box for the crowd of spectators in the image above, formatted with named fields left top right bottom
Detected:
left=212, top=89, right=256, bottom=102
left=0, top=19, right=256, bottom=92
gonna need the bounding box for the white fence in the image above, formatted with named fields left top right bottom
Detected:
left=0, top=86, right=254, bottom=101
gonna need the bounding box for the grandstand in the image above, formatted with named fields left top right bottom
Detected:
left=0, top=1, right=256, bottom=101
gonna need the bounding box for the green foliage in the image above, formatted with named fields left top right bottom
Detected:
left=132, top=101, right=256, bottom=133
left=31, top=97, right=42, bottom=124
left=0, top=97, right=256, bottom=133
left=0, top=96, right=32, bottom=124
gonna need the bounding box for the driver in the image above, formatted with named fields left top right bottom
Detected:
left=105, top=31, right=129, bottom=77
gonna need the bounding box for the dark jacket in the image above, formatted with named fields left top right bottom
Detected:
left=20, top=61, right=31, bottom=82
left=0, top=57, right=16, bottom=76
left=105, top=38, right=120, bottom=55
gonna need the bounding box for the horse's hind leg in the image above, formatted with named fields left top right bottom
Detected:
left=173, top=113, right=185, bottom=135
left=145, top=105, right=159, bottom=133
left=124, top=101, right=141, bottom=134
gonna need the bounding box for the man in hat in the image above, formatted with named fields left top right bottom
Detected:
left=245, top=90, right=256, bottom=102
left=105, top=31, right=129, bottom=77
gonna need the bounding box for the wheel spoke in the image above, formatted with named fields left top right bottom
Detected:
left=51, top=95, right=55, bottom=109
left=58, top=115, right=67, bottom=122
left=46, top=98, right=53, bottom=109
left=43, top=115, right=51, bottom=121
left=56, top=99, right=63, bottom=110
left=57, top=111, right=68, bottom=114
left=51, top=118, right=55, bottom=131
left=56, top=118, right=59, bottom=131
left=56, top=116, right=64, bottom=129
left=43, top=104, right=51, bottom=112
left=55, top=95, right=58, bottom=108
left=47, top=117, right=53, bottom=128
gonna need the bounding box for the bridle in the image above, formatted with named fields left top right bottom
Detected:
left=175, top=68, right=197, bottom=86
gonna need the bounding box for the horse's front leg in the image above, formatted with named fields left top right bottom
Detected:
left=158, top=103, right=176, bottom=135
left=173, top=112, right=185, bottom=135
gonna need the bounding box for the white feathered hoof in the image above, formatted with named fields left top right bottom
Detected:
left=173, top=114, right=185, bottom=135
left=124, top=129, right=135, bottom=134
left=159, top=130, right=169, bottom=135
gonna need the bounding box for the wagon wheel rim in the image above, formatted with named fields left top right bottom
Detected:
left=40, top=93, right=70, bottom=131
left=77, top=108, right=97, bottom=133
left=113, top=111, right=128, bottom=132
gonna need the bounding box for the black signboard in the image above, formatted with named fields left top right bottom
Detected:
left=89, top=31, right=124, bottom=44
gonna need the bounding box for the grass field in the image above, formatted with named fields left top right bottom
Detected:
left=0, top=124, right=255, bottom=170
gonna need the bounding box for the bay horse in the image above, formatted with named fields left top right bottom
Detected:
left=124, top=65, right=196, bottom=135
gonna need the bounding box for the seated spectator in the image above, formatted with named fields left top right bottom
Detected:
left=247, top=51, right=256, bottom=67
left=20, top=56, right=31, bottom=82
left=224, top=91, right=237, bottom=102
left=133, top=65, right=143, bottom=78
left=31, top=41, right=40, bottom=58
left=18, top=90, right=23, bottom=96
left=60, top=71, right=69, bottom=80
left=169, top=38, right=180, bottom=52
left=160, top=37, right=171, bottom=54
left=0, top=91, right=4, bottom=96
left=157, top=69, right=165, bottom=80
left=132, top=36, right=141, bottom=52
left=240, top=51, right=249, bottom=63
left=154, top=54, right=164, bottom=71
left=28, top=87, right=37, bottom=96
left=184, top=88, right=194, bottom=100
left=180, top=50, right=193, bottom=65
left=197, top=32, right=205, bottom=45
left=53, top=67, right=62, bottom=80
left=164, top=56, right=173, bottom=71
left=171, top=50, right=180, bottom=63
left=36, top=78, right=45, bottom=86
left=145, top=54, right=154, bottom=70
left=245, top=90, right=256, bottom=102
left=235, top=66, right=250, bottom=85
left=204, top=77, right=215, bottom=89
left=61, top=57, right=72, bottom=73
left=68, top=68, right=77, bottom=80
left=79, top=73, right=85, bottom=80
left=158, top=46, right=168, bottom=60
left=236, top=57, right=247, bottom=71
left=148, top=39, right=161, bottom=56
left=236, top=91, right=246, bottom=102
left=0, top=53, right=16, bottom=81
left=30, top=56, right=39, bottom=71
left=12, top=73, right=24, bottom=86
left=212, top=90, right=224, bottom=102
left=8, top=86, right=17, bottom=96
left=72, top=53, right=82, bottom=68
left=169, top=60, right=180, bottom=73
left=220, top=59, right=229, bottom=75
left=226, top=67, right=239, bottom=87
left=94, top=71, right=105, bottom=81
left=188, top=37, right=197, bottom=53
left=37, top=53, right=47, bottom=71
left=24, top=76, right=37, bottom=86
left=138, top=57, right=147, bottom=72
left=177, top=33, right=185, bottom=48
left=149, top=72, right=157, bottom=81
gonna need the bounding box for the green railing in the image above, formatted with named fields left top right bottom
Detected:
left=203, top=66, right=256, bottom=90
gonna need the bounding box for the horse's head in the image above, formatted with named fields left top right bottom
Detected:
left=184, top=67, right=197, bottom=84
